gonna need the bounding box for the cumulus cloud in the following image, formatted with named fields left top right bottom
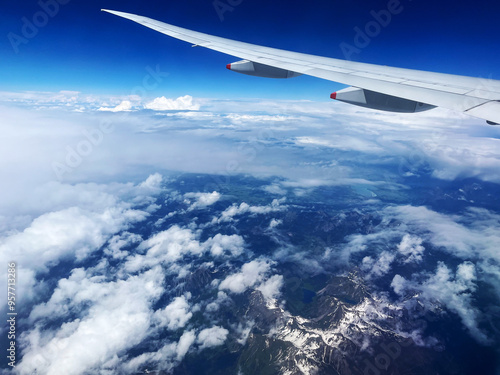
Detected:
left=139, top=173, right=164, bottom=191
left=204, top=233, right=245, bottom=257
left=269, top=218, right=282, bottom=229
left=0, top=175, right=163, bottom=305
left=104, top=232, right=142, bottom=260
left=383, top=205, right=500, bottom=304
left=391, top=262, right=488, bottom=344
left=205, top=291, right=230, bottom=313
left=387, top=206, right=500, bottom=262
left=397, top=234, right=425, bottom=263
left=262, top=183, right=287, bottom=195
left=144, top=95, right=200, bottom=111
left=256, top=274, right=283, bottom=302
left=123, top=329, right=196, bottom=373
left=125, top=225, right=203, bottom=272
left=124, top=226, right=246, bottom=272
left=340, top=205, right=500, bottom=276
left=333, top=203, right=500, bottom=346
left=18, top=266, right=165, bottom=375
left=225, top=113, right=292, bottom=124
left=234, top=321, right=254, bottom=345
left=4, top=90, right=500, bottom=190
left=13, top=181, right=252, bottom=375
left=98, top=100, right=132, bottom=112
left=155, top=294, right=193, bottom=331
left=339, top=231, right=392, bottom=264
left=216, top=198, right=286, bottom=223
left=361, top=251, right=396, bottom=278
left=219, top=259, right=273, bottom=294
left=2, top=207, right=125, bottom=265
left=197, top=326, right=229, bottom=349
left=184, top=191, right=221, bottom=211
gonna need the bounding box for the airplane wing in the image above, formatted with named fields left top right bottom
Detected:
left=102, top=9, right=500, bottom=125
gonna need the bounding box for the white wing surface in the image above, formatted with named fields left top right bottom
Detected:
left=102, top=9, right=500, bottom=124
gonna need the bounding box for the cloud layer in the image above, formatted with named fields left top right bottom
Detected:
left=1, top=90, right=500, bottom=373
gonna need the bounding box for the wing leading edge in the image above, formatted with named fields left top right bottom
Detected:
left=102, top=9, right=500, bottom=125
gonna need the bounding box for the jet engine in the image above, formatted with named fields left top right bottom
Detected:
left=227, top=60, right=302, bottom=79
left=330, top=87, right=435, bottom=113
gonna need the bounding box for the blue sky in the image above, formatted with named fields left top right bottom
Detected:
left=2, top=0, right=500, bottom=99
left=2, top=2, right=500, bottom=374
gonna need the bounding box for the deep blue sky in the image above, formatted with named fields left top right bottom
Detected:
left=2, top=0, right=500, bottom=100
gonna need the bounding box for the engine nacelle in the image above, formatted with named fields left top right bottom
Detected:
left=330, top=87, right=435, bottom=113
left=227, top=60, right=302, bottom=79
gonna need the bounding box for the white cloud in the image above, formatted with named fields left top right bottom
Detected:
left=197, top=326, right=229, bottom=349
left=184, top=191, right=221, bottom=211
left=98, top=100, right=132, bottom=112
left=154, top=295, right=193, bottom=331
left=338, top=231, right=389, bottom=264
left=124, top=226, right=246, bottom=273
left=145, top=95, right=200, bottom=111
left=334, top=203, right=500, bottom=345
left=104, top=232, right=142, bottom=260
left=17, top=266, right=165, bottom=375
left=3, top=93, right=499, bottom=209
left=391, top=262, right=488, bottom=344
left=0, top=206, right=147, bottom=306
left=225, top=113, right=292, bottom=124
left=295, top=135, right=383, bottom=153
left=123, top=329, right=196, bottom=373
left=262, top=183, right=287, bottom=195
left=387, top=206, right=500, bottom=262
left=340, top=205, right=500, bottom=277
left=282, top=178, right=381, bottom=189
left=385, top=206, right=500, bottom=304
left=0, top=175, right=164, bottom=308
left=139, top=173, right=164, bottom=191
left=256, top=274, right=283, bottom=302
left=217, top=198, right=286, bottom=223
left=361, top=251, right=396, bottom=278
left=397, top=234, right=425, bottom=263
left=390, top=274, right=407, bottom=295
left=269, top=218, right=282, bottom=229
left=204, top=233, right=245, bottom=257
left=176, top=330, right=197, bottom=360
left=234, top=321, right=254, bottom=345
left=205, top=291, right=230, bottom=313
left=219, top=259, right=273, bottom=294
left=125, top=225, right=203, bottom=272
